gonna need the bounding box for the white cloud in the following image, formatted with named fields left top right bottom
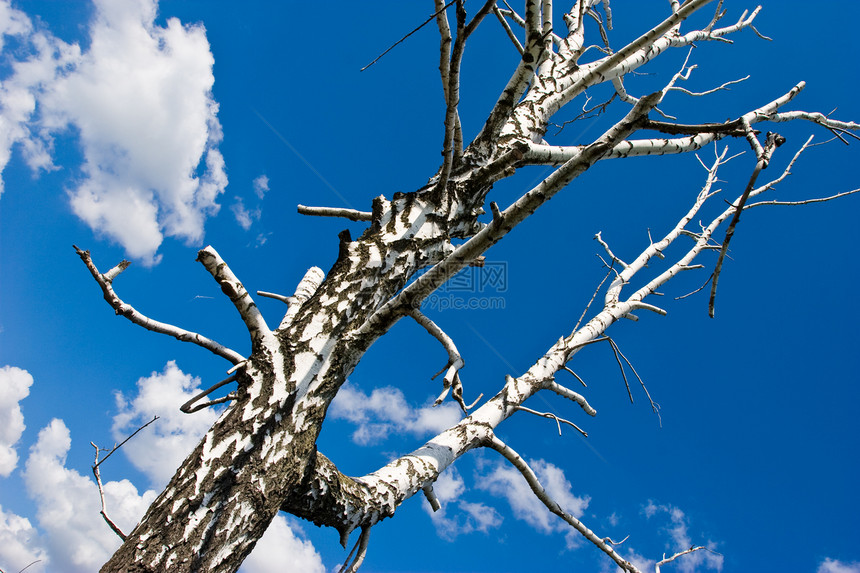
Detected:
left=458, top=501, right=503, bottom=532
left=0, top=365, right=34, bottom=476
left=0, top=364, right=323, bottom=571
left=642, top=501, right=723, bottom=573
left=0, top=504, right=48, bottom=573
left=253, top=174, right=269, bottom=199
left=239, top=515, right=325, bottom=573
left=818, top=558, right=860, bottom=573
left=433, top=466, right=465, bottom=502
left=423, top=466, right=502, bottom=540
left=23, top=418, right=156, bottom=573
left=329, top=381, right=462, bottom=445
left=112, top=360, right=222, bottom=488
left=0, top=4, right=80, bottom=197
left=0, top=0, right=226, bottom=264
left=0, top=1, right=31, bottom=50
left=477, top=458, right=589, bottom=535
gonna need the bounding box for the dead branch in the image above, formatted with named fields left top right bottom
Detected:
left=422, top=484, right=441, bottom=512
left=361, top=1, right=457, bottom=72
left=197, top=246, right=271, bottom=340
left=339, top=527, right=371, bottom=573
left=90, top=415, right=158, bottom=541
left=74, top=246, right=243, bottom=364
left=515, top=405, right=588, bottom=437
left=180, top=373, right=240, bottom=413
left=486, top=434, right=640, bottom=573
left=297, top=205, right=373, bottom=221
left=709, top=131, right=785, bottom=317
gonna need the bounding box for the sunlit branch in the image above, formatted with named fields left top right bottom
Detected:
left=486, top=434, right=640, bottom=573
left=515, top=405, right=588, bottom=437
left=408, top=308, right=481, bottom=411
left=74, top=245, right=244, bottom=364
left=197, top=246, right=271, bottom=342
left=276, top=266, right=326, bottom=330
left=493, top=5, right=524, bottom=54
left=297, top=205, right=373, bottom=222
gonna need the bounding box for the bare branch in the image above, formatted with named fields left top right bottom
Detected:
left=297, top=205, right=373, bottom=222
left=515, top=405, right=588, bottom=437
left=180, top=373, right=240, bottom=414
left=276, top=266, right=326, bottom=330
left=435, top=1, right=467, bottom=192
left=608, top=338, right=660, bottom=417
left=475, top=0, right=551, bottom=143
left=562, top=366, right=588, bottom=388
left=339, top=526, right=371, bottom=573
left=493, top=5, right=524, bottom=54
left=656, top=545, right=721, bottom=572
left=486, top=434, right=641, bottom=573
left=408, top=308, right=479, bottom=412
left=361, top=1, right=457, bottom=71
left=546, top=381, right=597, bottom=416
left=594, top=232, right=629, bottom=269
left=435, top=0, right=495, bottom=192
left=197, top=246, right=271, bottom=340
left=74, top=246, right=244, bottom=364
left=709, top=131, right=786, bottom=317
left=574, top=267, right=614, bottom=332
left=359, top=92, right=663, bottom=338
left=256, top=291, right=293, bottom=304
left=91, top=416, right=158, bottom=541
left=746, top=188, right=860, bottom=209
left=422, top=484, right=441, bottom=512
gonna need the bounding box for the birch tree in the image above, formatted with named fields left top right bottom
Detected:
left=75, top=1, right=858, bottom=572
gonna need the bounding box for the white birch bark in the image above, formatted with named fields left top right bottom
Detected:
left=80, top=3, right=858, bottom=572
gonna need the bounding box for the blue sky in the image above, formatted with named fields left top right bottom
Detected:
left=1, top=1, right=858, bottom=572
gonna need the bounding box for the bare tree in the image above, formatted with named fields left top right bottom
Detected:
left=76, top=2, right=857, bottom=572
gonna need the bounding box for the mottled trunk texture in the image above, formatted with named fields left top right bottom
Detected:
left=100, top=158, right=505, bottom=572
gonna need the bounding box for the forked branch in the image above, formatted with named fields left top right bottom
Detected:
left=90, top=415, right=158, bottom=541
left=74, top=246, right=243, bottom=364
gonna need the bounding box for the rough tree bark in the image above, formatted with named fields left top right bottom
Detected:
left=77, top=2, right=858, bottom=572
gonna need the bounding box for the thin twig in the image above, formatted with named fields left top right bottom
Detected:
left=607, top=338, right=634, bottom=403
left=486, top=434, right=637, bottom=572
left=562, top=366, right=587, bottom=388
left=574, top=266, right=615, bottom=332
left=515, top=405, right=588, bottom=437
left=709, top=132, right=785, bottom=317
left=91, top=415, right=158, bottom=541
left=94, top=415, right=159, bottom=469
left=674, top=272, right=713, bottom=300
left=361, top=1, right=457, bottom=71
left=608, top=338, right=660, bottom=420
left=746, top=188, right=860, bottom=209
